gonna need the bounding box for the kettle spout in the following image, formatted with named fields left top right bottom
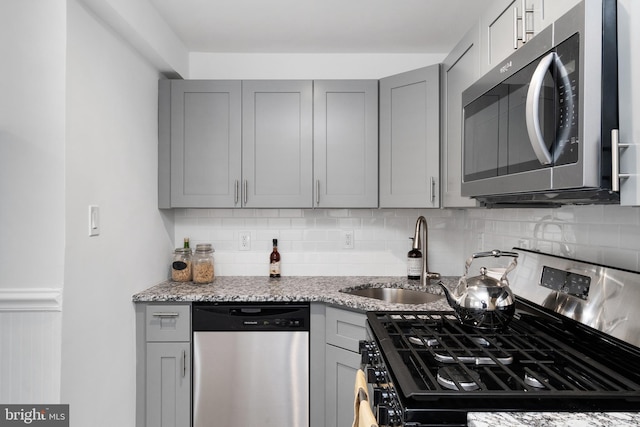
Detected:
left=437, top=281, right=458, bottom=309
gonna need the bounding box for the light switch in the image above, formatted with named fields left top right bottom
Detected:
left=89, top=205, right=100, bottom=236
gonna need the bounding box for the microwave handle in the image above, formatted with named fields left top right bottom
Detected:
left=525, top=52, right=555, bottom=165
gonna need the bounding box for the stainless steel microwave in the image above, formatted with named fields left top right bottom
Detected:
left=461, top=0, right=619, bottom=206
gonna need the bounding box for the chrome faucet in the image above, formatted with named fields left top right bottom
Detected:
left=412, top=216, right=440, bottom=287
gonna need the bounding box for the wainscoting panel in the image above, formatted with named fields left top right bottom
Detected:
left=0, top=288, right=62, bottom=403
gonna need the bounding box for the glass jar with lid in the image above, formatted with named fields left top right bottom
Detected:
left=192, top=243, right=215, bottom=284
left=171, top=248, right=192, bottom=282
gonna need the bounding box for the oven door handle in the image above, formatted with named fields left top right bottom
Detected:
left=525, top=52, right=555, bottom=166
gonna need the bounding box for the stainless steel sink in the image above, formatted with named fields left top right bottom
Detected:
left=340, top=287, right=443, bottom=304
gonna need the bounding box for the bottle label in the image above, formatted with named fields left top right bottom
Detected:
left=407, top=258, right=422, bottom=277
left=270, top=262, right=280, bottom=275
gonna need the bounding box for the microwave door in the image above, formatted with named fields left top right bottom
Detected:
left=508, top=53, right=556, bottom=176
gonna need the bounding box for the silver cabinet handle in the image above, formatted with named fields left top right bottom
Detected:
left=234, top=180, right=239, bottom=205
left=611, top=129, right=631, bottom=192
left=243, top=180, right=248, bottom=205
left=316, top=180, right=320, bottom=206
left=182, top=349, right=187, bottom=378
left=430, top=177, right=435, bottom=203
left=521, top=0, right=527, bottom=44
left=513, top=6, right=519, bottom=50
left=151, top=312, right=179, bottom=318
left=515, top=1, right=534, bottom=49
left=525, top=52, right=555, bottom=165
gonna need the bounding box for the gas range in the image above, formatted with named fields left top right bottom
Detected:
left=361, top=249, right=640, bottom=427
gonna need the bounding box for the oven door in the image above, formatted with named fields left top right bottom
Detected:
left=462, top=29, right=581, bottom=198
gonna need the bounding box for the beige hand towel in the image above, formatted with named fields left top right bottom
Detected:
left=358, top=398, right=379, bottom=427
left=352, top=369, right=369, bottom=427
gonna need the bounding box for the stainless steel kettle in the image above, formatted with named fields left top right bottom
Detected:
left=438, top=249, right=519, bottom=330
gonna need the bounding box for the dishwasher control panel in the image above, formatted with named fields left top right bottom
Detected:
left=192, top=302, right=310, bottom=332
left=242, top=318, right=304, bottom=328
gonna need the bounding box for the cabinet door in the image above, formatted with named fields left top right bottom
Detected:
left=617, top=0, right=640, bottom=206
left=442, top=24, right=480, bottom=208
left=314, top=80, right=378, bottom=208
left=482, top=0, right=542, bottom=73
left=169, top=80, right=242, bottom=208
left=242, top=80, right=313, bottom=208
left=146, top=342, right=190, bottom=427
left=380, top=65, right=440, bottom=208
left=325, top=306, right=366, bottom=352
left=539, top=0, right=581, bottom=31
left=325, top=344, right=361, bottom=427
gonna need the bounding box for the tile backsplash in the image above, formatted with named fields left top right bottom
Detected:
left=174, top=205, right=640, bottom=276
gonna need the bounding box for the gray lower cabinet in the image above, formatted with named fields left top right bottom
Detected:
left=313, top=80, right=378, bottom=208
left=138, top=303, right=191, bottom=427
left=146, top=342, right=190, bottom=427
left=137, top=301, right=369, bottom=427
left=242, top=80, right=314, bottom=208
left=441, top=24, right=480, bottom=208
left=324, top=306, right=367, bottom=427
left=380, top=65, right=441, bottom=208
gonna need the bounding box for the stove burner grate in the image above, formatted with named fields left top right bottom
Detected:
left=437, top=366, right=481, bottom=391
left=369, top=310, right=640, bottom=398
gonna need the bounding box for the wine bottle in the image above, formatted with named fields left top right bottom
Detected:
left=269, top=239, right=281, bottom=278
left=183, top=237, right=190, bottom=249
left=407, top=237, right=422, bottom=280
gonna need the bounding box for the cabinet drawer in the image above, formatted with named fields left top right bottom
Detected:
left=145, top=304, right=190, bottom=342
left=325, top=306, right=366, bottom=352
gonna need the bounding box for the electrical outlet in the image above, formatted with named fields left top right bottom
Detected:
left=239, top=232, right=251, bottom=251
left=343, top=230, right=354, bottom=249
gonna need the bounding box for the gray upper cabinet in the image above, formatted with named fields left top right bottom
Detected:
left=242, top=80, right=313, bottom=208
left=441, top=24, right=480, bottom=208
left=539, top=0, right=581, bottom=31
left=617, top=0, right=640, bottom=206
left=481, top=0, right=543, bottom=74
left=160, top=80, right=242, bottom=208
left=379, top=65, right=440, bottom=208
left=313, top=80, right=378, bottom=208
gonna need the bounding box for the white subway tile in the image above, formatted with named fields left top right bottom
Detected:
left=172, top=205, right=640, bottom=276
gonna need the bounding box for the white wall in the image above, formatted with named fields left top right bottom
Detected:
left=62, top=1, right=173, bottom=426
left=0, top=1, right=66, bottom=288
left=0, top=0, right=66, bottom=403
left=189, top=52, right=445, bottom=80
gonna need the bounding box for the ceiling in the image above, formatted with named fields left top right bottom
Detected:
left=148, top=0, right=494, bottom=54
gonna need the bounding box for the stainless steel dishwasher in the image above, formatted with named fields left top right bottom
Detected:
left=192, top=302, right=310, bottom=427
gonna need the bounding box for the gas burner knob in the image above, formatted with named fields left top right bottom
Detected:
left=377, top=405, right=402, bottom=427
left=373, top=387, right=396, bottom=406
left=366, top=367, right=386, bottom=384
left=361, top=347, right=380, bottom=365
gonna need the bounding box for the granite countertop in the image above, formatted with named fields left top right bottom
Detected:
left=132, top=275, right=455, bottom=311
left=133, top=276, right=639, bottom=427
left=468, top=412, right=640, bottom=427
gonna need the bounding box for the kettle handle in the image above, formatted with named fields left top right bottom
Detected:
left=463, top=249, right=519, bottom=276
